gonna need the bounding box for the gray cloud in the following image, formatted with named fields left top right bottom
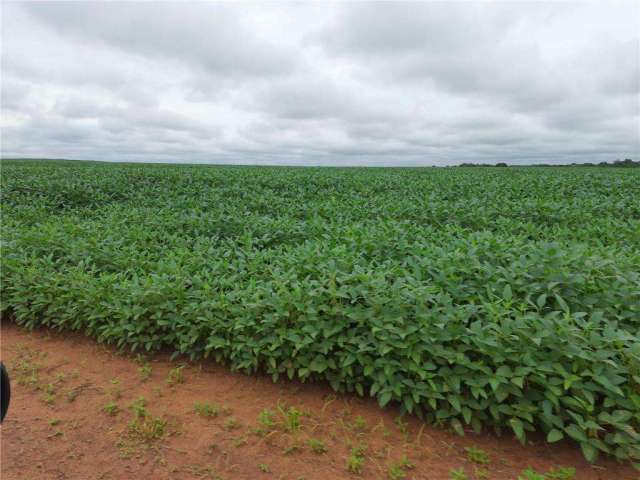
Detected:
left=1, top=1, right=638, bottom=165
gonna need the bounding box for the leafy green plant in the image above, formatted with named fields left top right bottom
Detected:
left=138, top=364, right=152, bottom=382
left=2, top=161, right=639, bottom=463
left=518, top=468, right=545, bottom=480
left=224, top=417, right=240, bottom=430
left=352, top=415, right=367, bottom=432
left=130, top=397, right=148, bottom=418
left=388, top=455, right=415, bottom=479
left=194, top=401, right=221, bottom=418
left=167, top=365, right=185, bottom=386
left=278, top=404, right=302, bottom=433
left=308, top=438, right=327, bottom=454
left=346, top=444, right=367, bottom=475
left=127, top=414, right=167, bottom=443
left=465, top=446, right=490, bottom=465
left=255, top=408, right=276, bottom=435
left=103, top=402, right=120, bottom=416
left=545, top=467, right=576, bottom=479
left=449, top=468, right=468, bottom=480
left=42, top=383, right=56, bottom=405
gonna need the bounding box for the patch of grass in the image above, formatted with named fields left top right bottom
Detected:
left=449, top=468, right=468, bottom=480
left=138, top=364, right=152, bottom=382
left=194, top=401, right=222, bottom=418
left=352, top=415, right=367, bottom=432
left=474, top=467, right=489, bottom=479
left=283, top=441, right=303, bottom=455
left=394, top=415, right=409, bottom=436
left=518, top=468, right=546, bottom=480
left=346, top=444, right=367, bottom=475
left=103, top=402, right=120, bottom=416
left=184, top=464, right=223, bottom=479
left=257, top=408, right=276, bottom=432
left=167, top=365, right=185, bottom=386
left=546, top=467, right=576, bottom=479
left=41, top=383, right=56, bottom=405
left=346, top=454, right=365, bottom=475
left=127, top=414, right=167, bottom=444
left=465, top=446, right=490, bottom=465
left=48, top=418, right=61, bottom=427
left=130, top=396, right=148, bottom=418
left=308, top=438, right=327, bottom=454
left=224, top=417, right=240, bottom=431
left=388, top=455, right=415, bottom=480
left=12, top=346, right=42, bottom=389
left=258, top=463, right=270, bottom=473
left=66, top=387, right=80, bottom=403
left=232, top=435, right=248, bottom=448
left=278, top=404, right=302, bottom=433
left=109, top=378, right=123, bottom=399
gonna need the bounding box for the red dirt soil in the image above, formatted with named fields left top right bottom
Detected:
left=0, top=323, right=636, bottom=480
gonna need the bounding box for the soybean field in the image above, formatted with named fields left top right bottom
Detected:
left=1, top=160, right=639, bottom=466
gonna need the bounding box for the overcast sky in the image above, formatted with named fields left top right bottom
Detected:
left=2, top=1, right=639, bottom=166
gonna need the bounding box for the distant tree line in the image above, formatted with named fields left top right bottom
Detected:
left=457, top=159, right=638, bottom=168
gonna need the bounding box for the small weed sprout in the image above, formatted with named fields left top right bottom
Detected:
left=224, top=417, right=240, bottom=430
left=259, top=463, right=270, bottom=473
left=42, top=383, right=56, bottom=405
left=449, top=468, right=468, bottom=480
left=465, top=446, right=490, bottom=465
left=127, top=415, right=167, bottom=444
left=353, top=415, right=367, bottom=432
left=167, top=365, right=185, bottom=386
left=138, top=364, right=152, bottom=382
left=194, top=401, right=221, bottom=418
left=394, top=416, right=409, bottom=436
left=255, top=408, right=276, bottom=436
left=518, top=468, right=546, bottom=480
left=308, top=438, right=327, bottom=454
left=130, top=396, right=148, bottom=418
left=103, top=402, right=120, bottom=416
left=546, top=467, right=576, bottom=480
left=346, top=444, right=367, bottom=474
left=278, top=404, right=302, bottom=433
left=388, top=455, right=415, bottom=480
left=474, top=468, right=489, bottom=480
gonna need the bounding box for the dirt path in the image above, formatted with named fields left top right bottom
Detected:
left=0, top=323, right=636, bottom=480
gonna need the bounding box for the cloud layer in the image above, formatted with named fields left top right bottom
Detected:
left=2, top=1, right=639, bottom=165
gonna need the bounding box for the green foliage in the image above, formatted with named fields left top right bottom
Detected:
left=2, top=161, right=639, bottom=463
left=224, top=417, right=240, bottom=430
left=308, top=438, right=327, bottom=454
left=138, top=363, right=152, bottom=382
left=278, top=404, right=302, bottom=433
left=346, top=445, right=367, bottom=475
left=464, top=446, right=490, bottom=465
left=127, top=414, right=167, bottom=443
left=388, top=455, right=415, bottom=479
left=518, top=468, right=546, bottom=480
left=167, top=365, right=185, bottom=386
left=194, top=401, right=222, bottom=418
left=103, top=402, right=120, bottom=416
left=352, top=415, right=367, bottom=432
left=546, top=467, right=576, bottom=479
left=449, top=468, right=468, bottom=480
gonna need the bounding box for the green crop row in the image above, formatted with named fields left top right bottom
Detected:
left=1, top=160, right=639, bottom=464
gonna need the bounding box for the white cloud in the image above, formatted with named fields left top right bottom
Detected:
left=1, top=1, right=638, bottom=165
